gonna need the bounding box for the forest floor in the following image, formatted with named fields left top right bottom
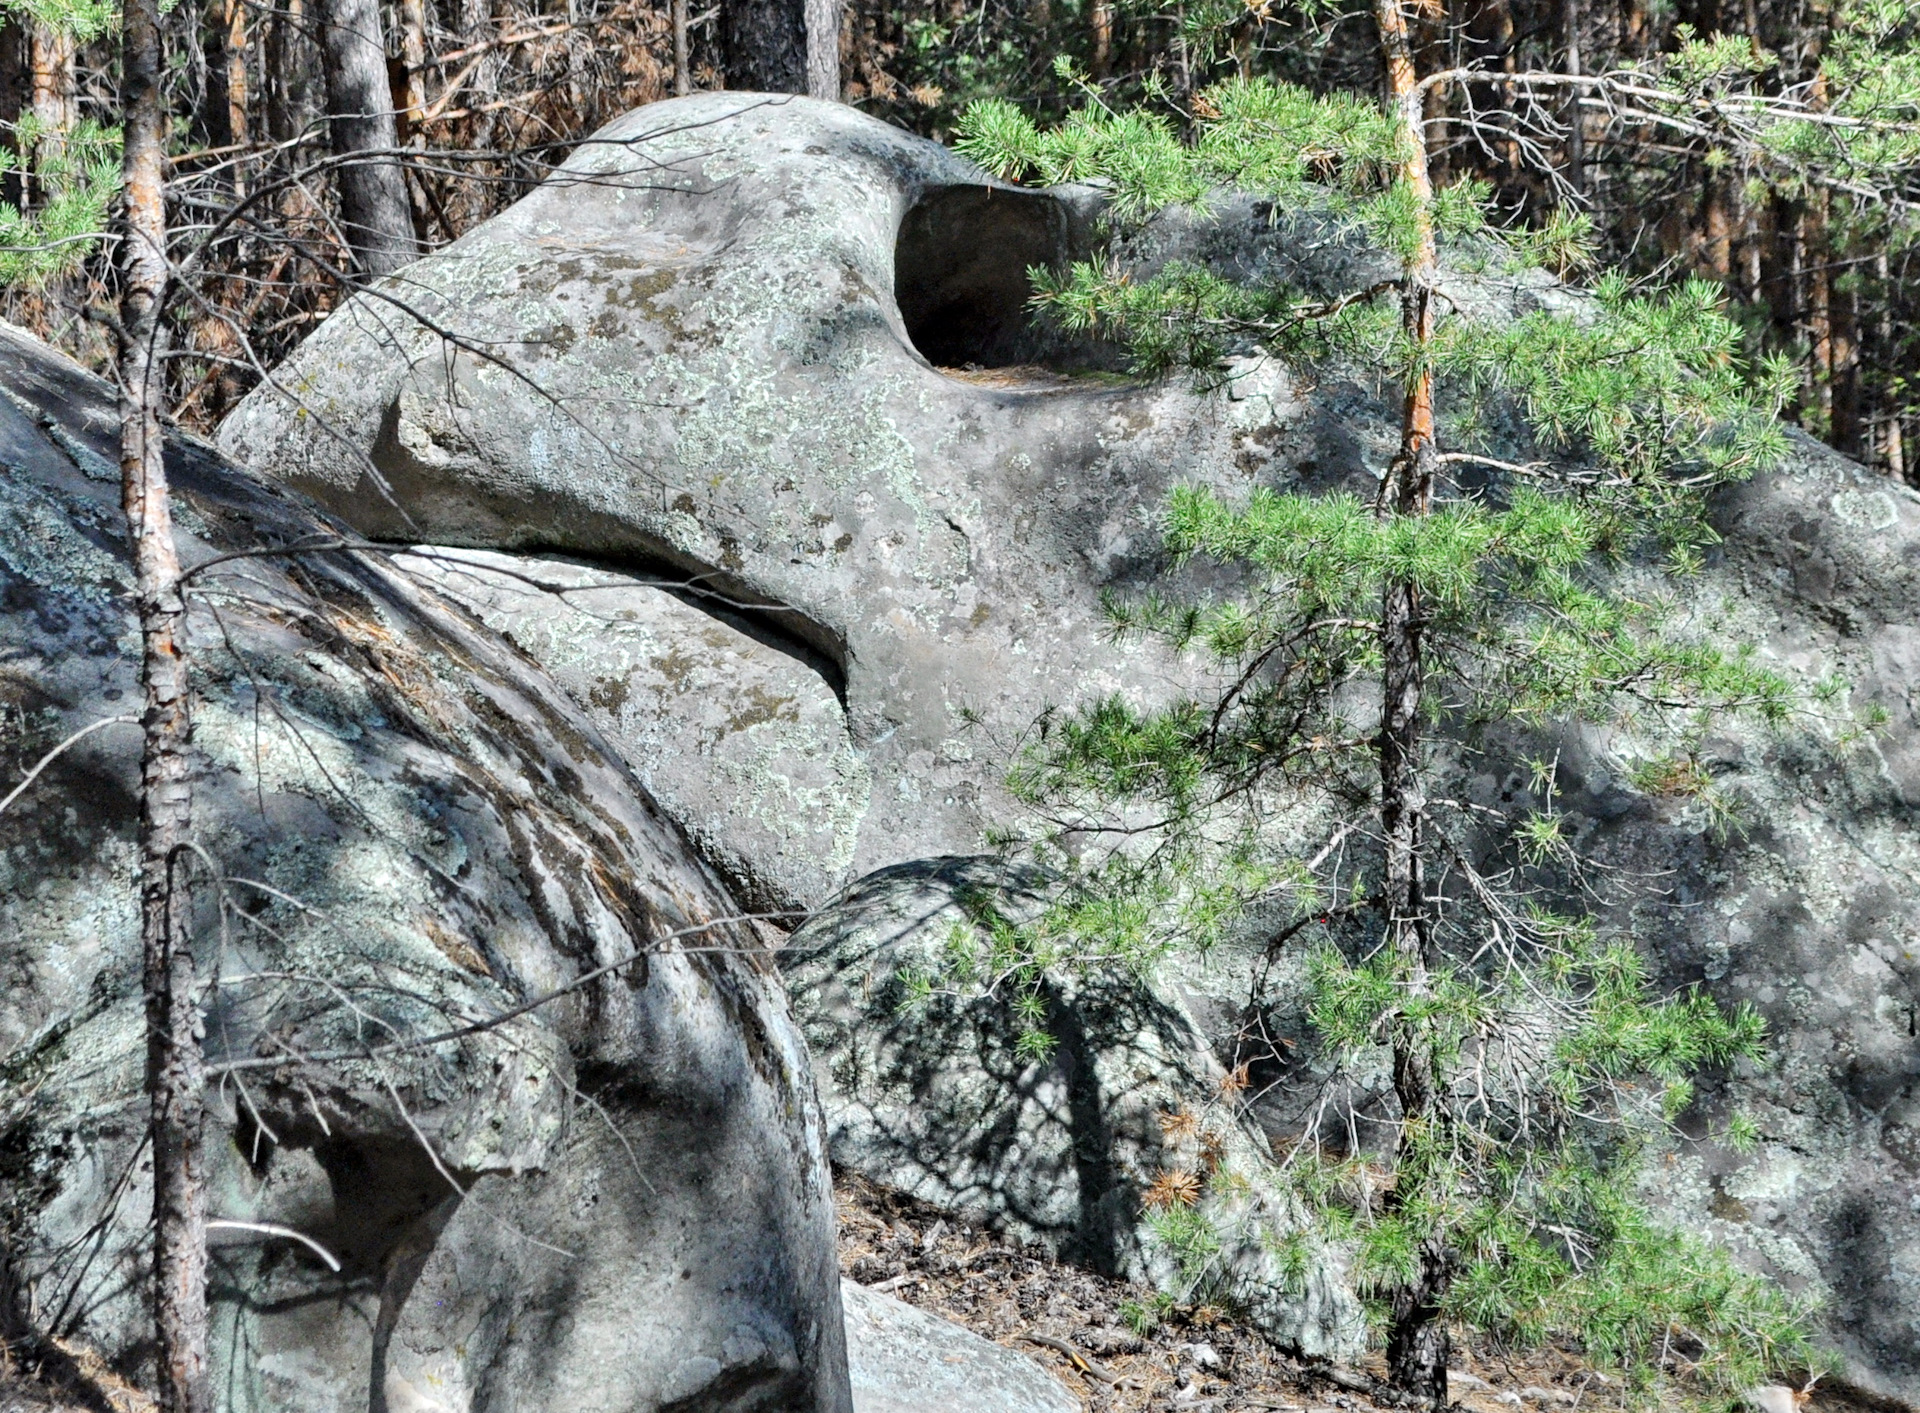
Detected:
left=0, top=1172, right=1892, bottom=1413
left=838, top=1170, right=1716, bottom=1413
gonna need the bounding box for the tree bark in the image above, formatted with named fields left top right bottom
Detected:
left=1806, top=200, right=1832, bottom=431
left=806, top=0, right=840, bottom=99
left=394, top=0, right=429, bottom=137
left=225, top=0, right=249, bottom=148
left=1562, top=0, right=1583, bottom=197
left=267, top=0, right=319, bottom=147
left=1373, top=4, right=1450, bottom=1408
left=119, top=0, right=211, bottom=1408
left=673, top=0, right=692, bottom=94
left=724, top=0, right=838, bottom=97
left=315, top=0, right=418, bottom=275
left=29, top=19, right=75, bottom=183
left=1877, top=249, right=1905, bottom=480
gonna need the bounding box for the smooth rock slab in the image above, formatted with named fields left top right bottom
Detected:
left=841, top=1280, right=1079, bottom=1413
left=396, top=546, right=869, bottom=912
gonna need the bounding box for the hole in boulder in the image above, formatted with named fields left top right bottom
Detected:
left=893, top=184, right=1115, bottom=374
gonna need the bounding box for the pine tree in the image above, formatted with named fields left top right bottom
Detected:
left=946, top=37, right=1879, bottom=1409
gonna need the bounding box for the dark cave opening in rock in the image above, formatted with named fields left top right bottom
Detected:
left=893, top=184, right=1111, bottom=373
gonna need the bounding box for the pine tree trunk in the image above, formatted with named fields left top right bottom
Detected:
left=267, top=0, right=318, bottom=148
left=1373, top=4, right=1451, bottom=1408
left=29, top=20, right=75, bottom=171
left=120, top=0, right=211, bottom=1407
left=315, top=0, right=418, bottom=275
left=1092, top=0, right=1112, bottom=78
left=673, top=0, right=692, bottom=94
left=1806, top=200, right=1832, bottom=431
left=395, top=0, right=428, bottom=136
left=724, top=0, right=838, bottom=95
left=1562, top=0, right=1583, bottom=197
left=806, top=0, right=840, bottom=98
left=1877, top=249, right=1906, bottom=480
left=1701, top=172, right=1731, bottom=280
left=225, top=0, right=249, bottom=148
left=1832, top=271, right=1859, bottom=458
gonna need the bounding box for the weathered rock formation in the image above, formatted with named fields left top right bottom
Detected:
left=785, top=858, right=1364, bottom=1357
left=839, top=1278, right=1078, bottom=1413
left=0, top=323, right=851, bottom=1413
left=221, top=93, right=1920, bottom=1399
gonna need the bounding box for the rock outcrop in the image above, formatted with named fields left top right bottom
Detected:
left=0, top=323, right=851, bottom=1413
left=786, top=858, right=1365, bottom=1358
left=221, top=93, right=1920, bottom=1399
left=839, top=1279, right=1078, bottom=1413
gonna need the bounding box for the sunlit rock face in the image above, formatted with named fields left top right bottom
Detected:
left=217, top=92, right=1323, bottom=914
left=224, top=94, right=1920, bottom=1398
left=0, top=324, right=850, bottom=1413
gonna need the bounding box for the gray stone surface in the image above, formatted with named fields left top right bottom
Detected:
left=840, top=1279, right=1078, bottom=1413
left=0, top=323, right=849, bottom=1413
left=218, top=92, right=1299, bottom=894
left=784, top=858, right=1364, bottom=1360
left=393, top=546, right=867, bottom=914
left=217, top=92, right=1920, bottom=1397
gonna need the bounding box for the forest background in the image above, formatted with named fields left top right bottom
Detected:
left=0, top=0, right=1916, bottom=476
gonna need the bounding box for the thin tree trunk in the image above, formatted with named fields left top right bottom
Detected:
left=1562, top=0, right=1583, bottom=197
left=225, top=0, right=250, bottom=148
left=316, top=0, right=418, bottom=275
left=805, top=0, right=840, bottom=99
left=1877, top=249, right=1905, bottom=480
left=29, top=21, right=75, bottom=162
left=454, top=0, right=498, bottom=187
left=1091, top=0, right=1112, bottom=78
left=28, top=19, right=75, bottom=205
left=673, top=0, right=692, bottom=94
left=395, top=0, right=428, bottom=136
left=1807, top=201, right=1832, bottom=430
left=722, top=0, right=805, bottom=91
left=1702, top=172, right=1731, bottom=279
left=120, top=0, right=210, bottom=1407
left=1373, top=3, right=1450, bottom=1408
left=267, top=0, right=319, bottom=147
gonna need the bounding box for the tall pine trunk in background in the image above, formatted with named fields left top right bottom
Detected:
left=1562, top=0, right=1583, bottom=197
left=119, top=0, right=211, bottom=1406
left=1373, top=2, right=1451, bottom=1407
left=29, top=19, right=74, bottom=167
left=674, top=0, right=693, bottom=95
left=315, top=0, right=418, bottom=275
left=724, top=0, right=840, bottom=98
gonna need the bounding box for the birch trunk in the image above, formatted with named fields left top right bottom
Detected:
left=119, top=0, right=211, bottom=1407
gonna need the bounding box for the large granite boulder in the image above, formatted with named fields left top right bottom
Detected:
left=219, top=94, right=1920, bottom=1398
left=839, top=1279, right=1078, bottom=1413
left=217, top=92, right=1304, bottom=912
left=785, top=858, right=1365, bottom=1359
left=392, top=546, right=865, bottom=917
left=0, top=323, right=850, bottom=1413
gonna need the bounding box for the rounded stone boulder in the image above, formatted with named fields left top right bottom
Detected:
left=0, top=323, right=849, bottom=1413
